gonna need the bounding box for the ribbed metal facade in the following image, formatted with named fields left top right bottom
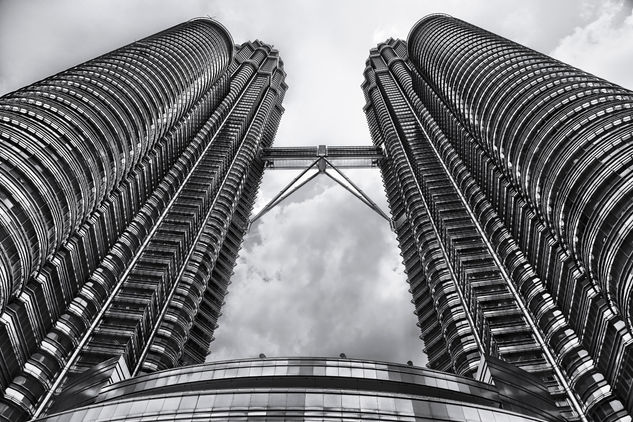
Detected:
left=0, top=20, right=286, bottom=421
left=363, top=14, right=633, bottom=422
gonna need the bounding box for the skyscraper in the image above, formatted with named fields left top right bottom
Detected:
left=363, top=14, right=633, bottom=422
left=0, top=19, right=287, bottom=420
left=1, top=11, right=632, bottom=422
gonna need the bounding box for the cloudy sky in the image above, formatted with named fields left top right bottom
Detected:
left=2, top=0, right=632, bottom=367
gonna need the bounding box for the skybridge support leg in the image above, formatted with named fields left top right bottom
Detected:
left=248, top=170, right=320, bottom=229
left=323, top=158, right=391, bottom=222
left=248, top=151, right=393, bottom=231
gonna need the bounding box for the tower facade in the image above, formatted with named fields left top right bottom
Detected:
left=363, top=14, right=633, bottom=422
left=0, top=20, right=287, bottom=420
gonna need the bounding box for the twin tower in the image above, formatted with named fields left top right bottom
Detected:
left=0, top=14, right=632, bottom=422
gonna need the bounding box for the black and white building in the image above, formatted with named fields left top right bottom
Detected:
left=0, top=12, right=631, bottom=422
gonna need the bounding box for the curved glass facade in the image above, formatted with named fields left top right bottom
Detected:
left=34, top=357, right=561, bottom=421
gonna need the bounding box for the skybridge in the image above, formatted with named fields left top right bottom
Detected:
left=250, top=145, right=391, bottom=229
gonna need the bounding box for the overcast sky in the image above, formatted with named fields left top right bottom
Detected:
left=1, top=0, right=632, bottom=367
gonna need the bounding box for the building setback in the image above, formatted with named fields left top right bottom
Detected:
left=363, top=14, right=633, bottom=422
left=0, top=19, right=287, bottom=420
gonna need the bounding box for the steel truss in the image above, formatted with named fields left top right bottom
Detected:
left=249, top=145, right=391, bottom=229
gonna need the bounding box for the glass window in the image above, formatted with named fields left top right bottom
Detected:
left=446, top=404, right=466, bottom=420
left=142, top=379, right=158, bottom=389
left=196, top=393, right=216, bottom=410
left=324, top=393, right=342, bottom=409
left=305, top=393, right=323, bottom=408
left=360, top=394, right=378, bottom=410
left=458, top=382, right=472, bottom=394
left=493, top=412, right=512, bottom=422
left=129, top=399, right=148, bottom=415
left=214, top=393, right=233, bottom=409
left=268, top=392, right=287, bottom=408
left=287, top=365, right=301, bottom=376
left=463, top=405, right=480, bottom=421
left=412, top=400, right=432, bottom=418
left=313, top=365, right=326, bottom=376
left=113, top=401, right=133, bottom=416
left=423, top=377, right=437, bottom=388
left=395, top=398, right=414, bottom=414
left=363, top=368, right=377, bottom=379
left=101, top=404, right=126, bottom=419
left=299, top=365, right=313, bottom=376
left=286, top=393, right=306, bottom=407
left=436, top=378, right=449, bottom=389
left=342, top=393, right=360, bottom=409
left=144, top=398, right=163, bottom=414
left=160, top=395, right=182, bottom=411
left=153, top=377, right=168, bottom=388
left=375, top=369, right=389, bottom=380
left=478, top=408, right=495, bottom=421
left=249, top=365, right=263, bottom=377
left=388, top=371, right=402, bottom=382
left=250, top=392, right=268, bottom=407
left=227, top=392, right=248, bottom=408
left=67, top=409, right=88, bottom=422
left=180, top=394, right=198, bottom=410
left=325, top=366, right=338, bottom=376
left=430, top=401, right=449, bottom=419
left=274, top=364, right=287, bottom=376
left=338, top=366, right=352, bottom=377
left=165, top=375, right=179, bottom=385
left=378, top=396, right=397, bottom=412
left=400, top=372, right=415, bottom=384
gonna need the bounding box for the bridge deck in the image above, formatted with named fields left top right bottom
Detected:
left=261, top=145, right=383, bottom=169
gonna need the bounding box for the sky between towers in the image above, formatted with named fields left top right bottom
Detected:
left=1, top=0, right=632, bottom=366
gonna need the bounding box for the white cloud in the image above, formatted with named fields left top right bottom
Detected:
left=211, top=171, right=424, bottom=365
left=551, top=0, right=633, bottom=89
